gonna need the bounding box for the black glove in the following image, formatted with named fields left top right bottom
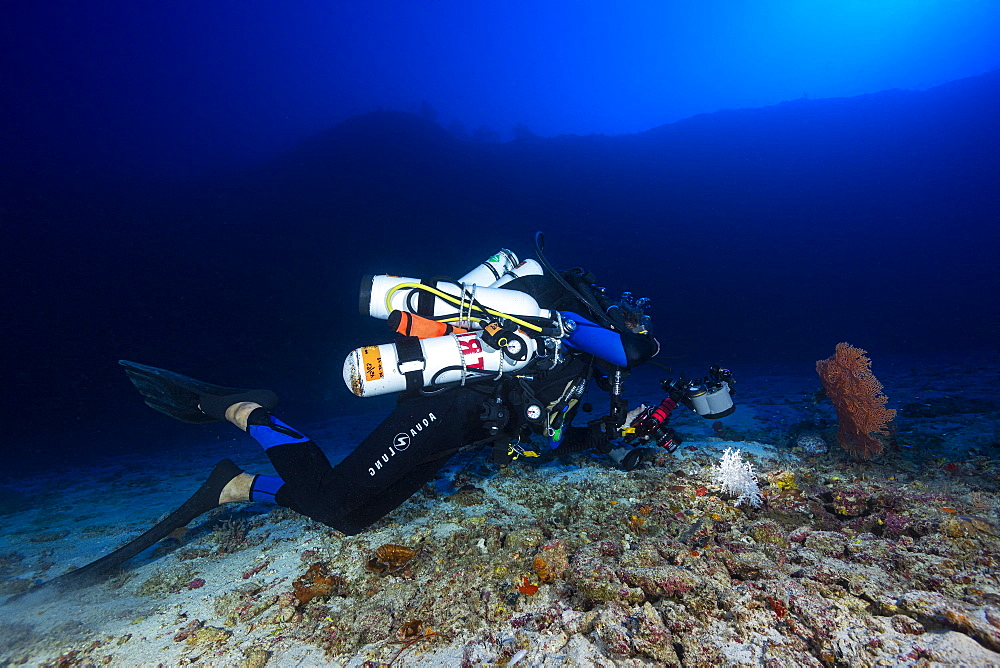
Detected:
left=556, top=419, right=615, bottom=454
left=584, top=418, right=614, bottom=453
left=620, top=331, right=660, bottom=367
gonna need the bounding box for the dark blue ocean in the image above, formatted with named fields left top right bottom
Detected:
left=5, top=72, right=998, bottom=475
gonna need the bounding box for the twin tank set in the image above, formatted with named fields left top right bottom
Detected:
left=344, top=250, right=547, bottom=397
left=343, top=249, right=734, bottom=427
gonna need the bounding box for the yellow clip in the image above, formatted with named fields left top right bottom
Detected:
left=507, top=443, right=540, bottom=460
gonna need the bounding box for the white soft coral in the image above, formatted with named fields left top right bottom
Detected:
left=712, top=448, right=763, bottom=508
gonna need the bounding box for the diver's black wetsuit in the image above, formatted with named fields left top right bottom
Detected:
left=246, top=389, right=487, bottom=534
left=243, top=273, right=654, bottom=535
left=246, top=356, right=597, bottom=535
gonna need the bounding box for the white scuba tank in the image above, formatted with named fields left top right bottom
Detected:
left=456, top=249, right=519, bottom=286
left=343, top=329, right=537, bottom=397
left=489, top=258, right=544, bottom=288
left=362, top=274, right=553, bottom=322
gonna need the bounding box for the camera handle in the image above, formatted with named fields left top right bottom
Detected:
left=605, top=367, right=629, bottom=431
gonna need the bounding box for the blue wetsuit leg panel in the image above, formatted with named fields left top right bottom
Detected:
left=248, top=416, right=311, bottom=451
left=250, top=475, right=284, bottom=503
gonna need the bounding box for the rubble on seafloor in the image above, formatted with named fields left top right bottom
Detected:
left=3, top=436, right=1000, bottom=667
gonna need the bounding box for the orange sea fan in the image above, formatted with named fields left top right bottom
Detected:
left=816, top=343, right=896, bottom=460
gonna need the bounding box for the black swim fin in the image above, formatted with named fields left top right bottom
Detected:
left=38, top=459, right=245, bottom=593
left=119, top=360, right=278, bottom=424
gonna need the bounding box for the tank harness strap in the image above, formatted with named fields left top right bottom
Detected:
left=459, top=282, right=477, bottom=325
left=418, top=279, right=437, bottom=317
left=413, top=387, right=513, bottom=465
left=395, top=336, right=425, bottom=392
left=413, top=432, right=513, bottom=466
left=451, top=331, right=469, bottom=385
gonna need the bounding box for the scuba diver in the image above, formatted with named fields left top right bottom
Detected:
left=47, top=233, right=734, bottom=590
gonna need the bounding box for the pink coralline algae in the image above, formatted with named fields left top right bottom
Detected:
left=242, top=560, right=270, bottom=579
left=173, top=620, right=202, bottom=642
left=883, top=511, right=912, bottom=538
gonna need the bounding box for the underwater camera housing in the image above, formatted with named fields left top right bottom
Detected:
left=663, top=365, right=736, bottom=419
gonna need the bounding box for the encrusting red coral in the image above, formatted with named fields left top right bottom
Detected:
left=365, top=544, right=418, bottom=575
left=533, top=540, right=569, bottom=583
left=516, top=575, right=539, bottom=595
left=292, top=562, right=345, bottom=604
left=816, top=343, right=896, bottom=460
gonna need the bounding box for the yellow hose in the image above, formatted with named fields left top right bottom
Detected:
left=385, top=282, right=544, bottom=333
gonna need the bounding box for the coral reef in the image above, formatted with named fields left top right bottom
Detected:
left=6, top=446, right=1000, bottom=666
left=136, top=564, right=198, bottom=597
left=796, top=433, right=828, bottom=454
left=209, top=517, right=266, bottom=554
left=817, top=342, right=897, bottom=460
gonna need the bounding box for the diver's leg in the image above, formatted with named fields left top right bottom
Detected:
left=207, top=399, right=311, bottom=506
left=212, top=400, right=321, bottom=512
left=240, top=388, right=487, bottom=534
left=219, top=471, right=255, bottom=503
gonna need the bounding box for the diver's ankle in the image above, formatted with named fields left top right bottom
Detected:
left=225, top=402, right=262, bottom=431
left=218, top=472, right=255, bottom=504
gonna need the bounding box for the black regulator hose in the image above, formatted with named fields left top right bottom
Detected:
left=534, top=232, right=617, bottom=330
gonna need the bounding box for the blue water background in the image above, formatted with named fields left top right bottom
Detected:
left=4, top=73, right=998, bottom=475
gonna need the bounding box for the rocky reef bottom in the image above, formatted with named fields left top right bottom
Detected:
left=1, top=355, right=999, bottom=666
left=2, top=438, right=1000, bottom=667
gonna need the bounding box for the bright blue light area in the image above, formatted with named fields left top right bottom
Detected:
left=3, top=0, right=998, bottom=171
left=368, top=0, right=1000, bottom=136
